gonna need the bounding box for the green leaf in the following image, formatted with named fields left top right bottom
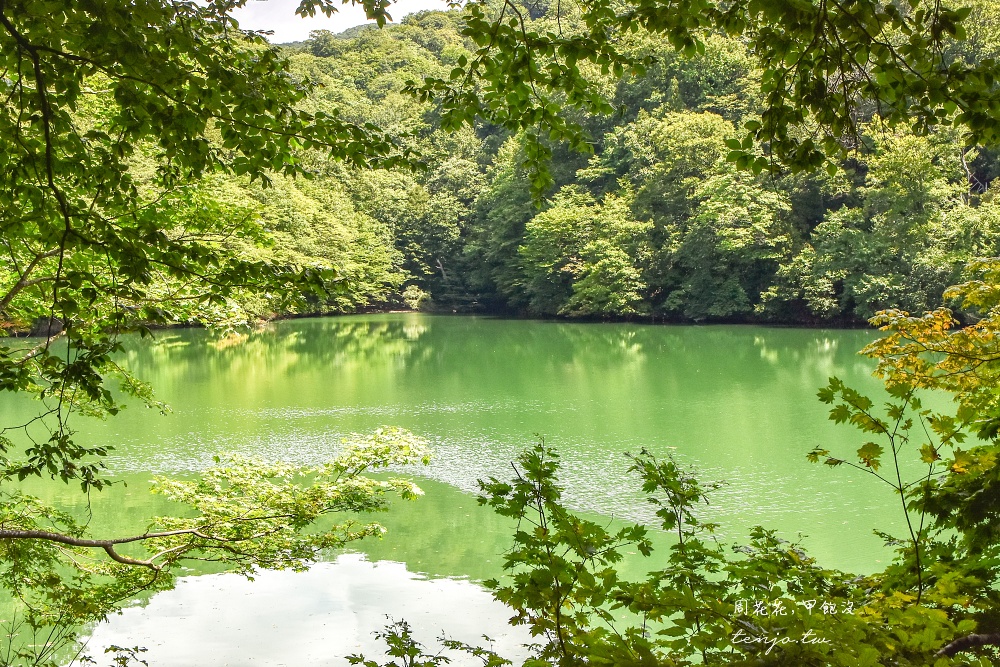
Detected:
left=857, top=442, right=884, bottom=470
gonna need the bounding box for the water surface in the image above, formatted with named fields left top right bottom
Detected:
left=91, top=315, right=896, bottom=560
left=3, top=315, right=924, bottom=664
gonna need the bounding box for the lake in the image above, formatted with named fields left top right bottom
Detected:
left=5, top=314, right=913, bottom=665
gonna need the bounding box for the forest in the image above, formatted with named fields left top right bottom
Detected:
left=168, top=0, right=1000, bottom=325
left=4, top=0, right=1000, bottom=665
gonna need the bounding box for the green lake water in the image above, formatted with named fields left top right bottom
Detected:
left=3, top=314, right=924, bottom=665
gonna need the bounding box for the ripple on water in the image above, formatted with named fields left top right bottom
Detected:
left=104, top=423, right=869, bottom=538
left=100, top=395, right=896, bottom=574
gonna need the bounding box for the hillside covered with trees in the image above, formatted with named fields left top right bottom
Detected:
left=162, top=0, right=1000, bottom=325
left=6, top=0, right=1000, bottom=664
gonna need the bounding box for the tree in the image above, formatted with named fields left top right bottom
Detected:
left=663, top=167, right=792, bottom=320
left=4, top=0, right=1000, bottom=663
left=0, top=0, right=418, bottom=662
left=1, top=430, right=431, bottom=665
left=415, top=0, right=1000, bottom=196
left=0, top=0, right=420, bottom=486
left=563, top=193, right=651, bottom=316
left=760, top=128, right=1000, bottom=321
left=357, top=433, right=999, bottom=665
left=517, top=187, right=650, bottom=316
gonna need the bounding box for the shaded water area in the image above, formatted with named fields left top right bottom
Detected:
left=4, top=314, right=922, bottom=665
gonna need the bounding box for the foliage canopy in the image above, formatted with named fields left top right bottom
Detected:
left=4, top=0, right=1000, bottom=665
left=417, top=0, right=1000, bottom=193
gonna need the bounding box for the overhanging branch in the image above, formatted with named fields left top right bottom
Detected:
left=936, top=633, right=1000, bottom=657
left=0, top=527, right=214, bottom=571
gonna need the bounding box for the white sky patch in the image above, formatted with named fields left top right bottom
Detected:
left=231, top=0, right=452, bottom=43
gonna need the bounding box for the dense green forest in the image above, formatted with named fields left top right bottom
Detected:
left=6, top=0, right=1000, bottom=664
left=146, top=0, right=1000, bottom=325
left=7, top=1, right=1000, bottom=329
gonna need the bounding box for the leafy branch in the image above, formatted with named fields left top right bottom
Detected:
left=0, top=427, right=430, bottom=661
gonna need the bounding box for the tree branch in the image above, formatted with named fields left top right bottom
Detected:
left=935, top=633, right=1000, bottom=658
left=0, top=248, right=60, bottom=313
left=0, top=527, right=215, bottom=571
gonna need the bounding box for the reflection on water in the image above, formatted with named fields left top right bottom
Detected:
left=80, top=555, right=531, bottom=667
left=85, top=315, right=893, bottom=571
left=6, top=314, right=931, bottom=664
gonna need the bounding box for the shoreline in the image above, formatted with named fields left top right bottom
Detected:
left=1, top=305, right=875, bottom=339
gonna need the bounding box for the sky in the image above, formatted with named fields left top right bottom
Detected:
left=230, top=0, right=451, bottom=43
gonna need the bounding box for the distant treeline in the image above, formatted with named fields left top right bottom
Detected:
left=217, top=1, right=1000, bottom=323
